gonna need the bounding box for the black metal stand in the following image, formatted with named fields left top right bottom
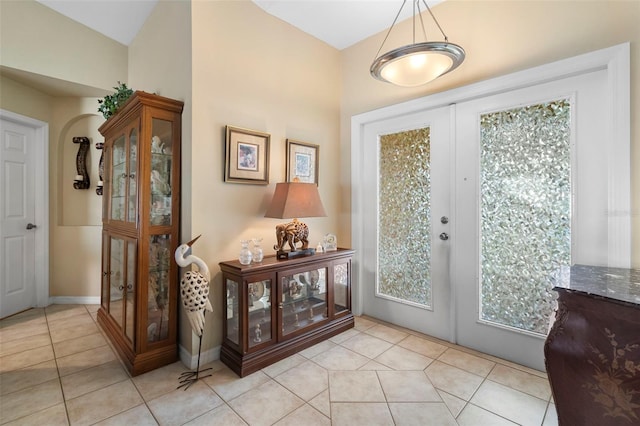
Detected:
left=177, top=313, right=212, bottom=390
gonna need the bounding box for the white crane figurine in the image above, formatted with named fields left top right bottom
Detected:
left=174, top=234, right=213, bottom=389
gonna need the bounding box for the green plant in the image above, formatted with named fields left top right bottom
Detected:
left=98, top=82, right=134, bottom=119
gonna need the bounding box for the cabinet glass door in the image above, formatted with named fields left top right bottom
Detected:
left=148, top=234, right=171, bottom=343
left=110, top=135, right=126, bottom=221
left=334, top=262, right=349, bottom=315
left=101, top=233, right=109, bottom=309
left=109, top=236, right=125, bottom=328
left=248, top=280, right=272, bottom=349
left=226, top=279, right=240, bottom=346
left=127, top=128, right=138, bottom=224
left=280, top=268, right=327, bottom=337
left=125, top=240, right=136, bottom=342
left=150, top=118, right=173, bottom=227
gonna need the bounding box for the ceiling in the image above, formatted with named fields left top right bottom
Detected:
left=5, top=0, right=442, bottom=96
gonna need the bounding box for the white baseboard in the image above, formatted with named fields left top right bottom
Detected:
left=179, top=342, right=220, bottom=369
left=48, top=296, right=100, bottom=305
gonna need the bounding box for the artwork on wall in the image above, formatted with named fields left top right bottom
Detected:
left=73, top=136, right=90, bottom=189
left=286, top=139, right=319, bottom=185
left=225, top=125, right=270, bottom=185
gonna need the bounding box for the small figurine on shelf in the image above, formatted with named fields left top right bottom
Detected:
left=248, top=284, right=255, bottom=307
left=151, top=169, right=171, bottom=195
left=309, top=307, right=314, bottom=320
left=294, top=313, right=300, bottom=327
left=151, top=136, right=164, bottom=153
left=254, top=323, right=262, bottom=343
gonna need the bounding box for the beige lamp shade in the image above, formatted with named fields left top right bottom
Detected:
left=264, top=182, right=327, bottom=219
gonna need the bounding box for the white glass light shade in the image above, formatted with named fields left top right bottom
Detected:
left=371, top=42, right=465, bottom=87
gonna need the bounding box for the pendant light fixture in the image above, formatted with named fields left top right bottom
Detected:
left=371, top=0, right=465, bottom=87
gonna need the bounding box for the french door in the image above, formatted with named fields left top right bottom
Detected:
left=352, top=44, right=629, bottom=371
left=360, top=106, right=452, bottom=341
left=455, top=69, right=610, bottom=370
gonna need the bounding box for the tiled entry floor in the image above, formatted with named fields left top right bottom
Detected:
left=0, top=305, right=558, bottom=425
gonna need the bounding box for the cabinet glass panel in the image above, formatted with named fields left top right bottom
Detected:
left=334, top=262, right=349, bottom=314
left=125, top=240, right=136, bottom=342
left=127, top=128, right=138, bottom=223
left=101, top=234, right=109, bottom=309
left=148, top=234, right=171, bottom=343
left=111, top=135, right=126, bottom=221
left=281, top=268, right=327, bottom=336
left=248, top=280, right=271, bottom=349
left=150, top=119, right=173, bottom=227
left=226, top=279, right=240, bottom=345
left=109, top=237, right=124, bottom=328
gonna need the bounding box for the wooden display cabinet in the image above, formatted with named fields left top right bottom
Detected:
left=97, top=91, right=183, bottom=376
left=220, top=249, right=354, bottom=377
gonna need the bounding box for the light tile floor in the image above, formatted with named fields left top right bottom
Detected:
left=0, top=305, right=558, bottom=425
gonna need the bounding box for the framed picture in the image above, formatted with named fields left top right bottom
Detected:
left=225, top=125, right=270, bottom=184
left=286, top=139, right=319, bottom=185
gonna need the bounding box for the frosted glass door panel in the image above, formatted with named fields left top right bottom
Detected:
left=480, top=100, right=571, bottom=335
left=378, top=128, right=432, bottom=308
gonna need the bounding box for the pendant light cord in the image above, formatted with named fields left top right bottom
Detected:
left=421, top=0, right=449, bottom=42
left=373, top=0, right=450, bottom=63
left=373, top=0, right=407, bottom=61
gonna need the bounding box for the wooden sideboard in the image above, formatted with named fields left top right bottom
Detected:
left=545, top=265, right=640, bottom=425
left=219, top=249, right=354, bottom=377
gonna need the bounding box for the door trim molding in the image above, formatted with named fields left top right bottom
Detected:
left=351, top=42, right=631, bottom=316
left=0, top=109, right=50, bottom=308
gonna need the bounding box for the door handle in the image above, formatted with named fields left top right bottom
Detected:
left=439, top=232, right=449, bottom=241
left=26, top=223, right=37, bottom=230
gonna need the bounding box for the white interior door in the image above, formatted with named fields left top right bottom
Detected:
left=455, top=69, right=615, bottom=370
left=360, top=106, right=452, bottom=341
left=0, top=118, right=37, bottom=318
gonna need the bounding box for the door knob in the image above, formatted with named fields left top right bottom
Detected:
left=26, top=223, right=37, bottom=230
left=440, top=216, right=449, bottom=224
left=439, top=232, right=449, bottom=241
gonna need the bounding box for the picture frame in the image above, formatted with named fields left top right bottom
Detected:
left=286, top=139, right=319, bottom=185
left=225, top=125, right=270, bottom=184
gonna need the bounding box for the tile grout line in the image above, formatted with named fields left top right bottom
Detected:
left=44, top=305, right=72, bottom=426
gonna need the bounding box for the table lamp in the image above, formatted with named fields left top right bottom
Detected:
left=265, top=182, right=327, bottom=259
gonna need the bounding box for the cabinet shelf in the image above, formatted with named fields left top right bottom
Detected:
left=220, top=248, right=354, bottom=377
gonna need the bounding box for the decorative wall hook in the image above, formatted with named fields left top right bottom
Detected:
left=73, top=136, right=90, bottom=189
left=96, top=141, right=104, bottom=195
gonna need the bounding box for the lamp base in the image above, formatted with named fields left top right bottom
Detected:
left=276, top=248, right=316, bottom=260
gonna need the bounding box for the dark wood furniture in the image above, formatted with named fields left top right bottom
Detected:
left=97, top=91, right=183, bottom=376
left=545, top=265, right=640, bottom=425
left=220, top=249, right=354, bottom=377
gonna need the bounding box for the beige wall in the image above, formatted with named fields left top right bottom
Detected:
left=0, top=0, right=128, bottom=298
left=0, top=0, right=127, bottom=91
left=341, top=0, right=640, bottom=266
left=49, top=97, right=104, bottom=297
left=190, top=1, right=341, bottom=351
left=127, top=0, right=195, bottom=354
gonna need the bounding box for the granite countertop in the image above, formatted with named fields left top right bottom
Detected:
left=552, top=264, right=640, bottom=306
